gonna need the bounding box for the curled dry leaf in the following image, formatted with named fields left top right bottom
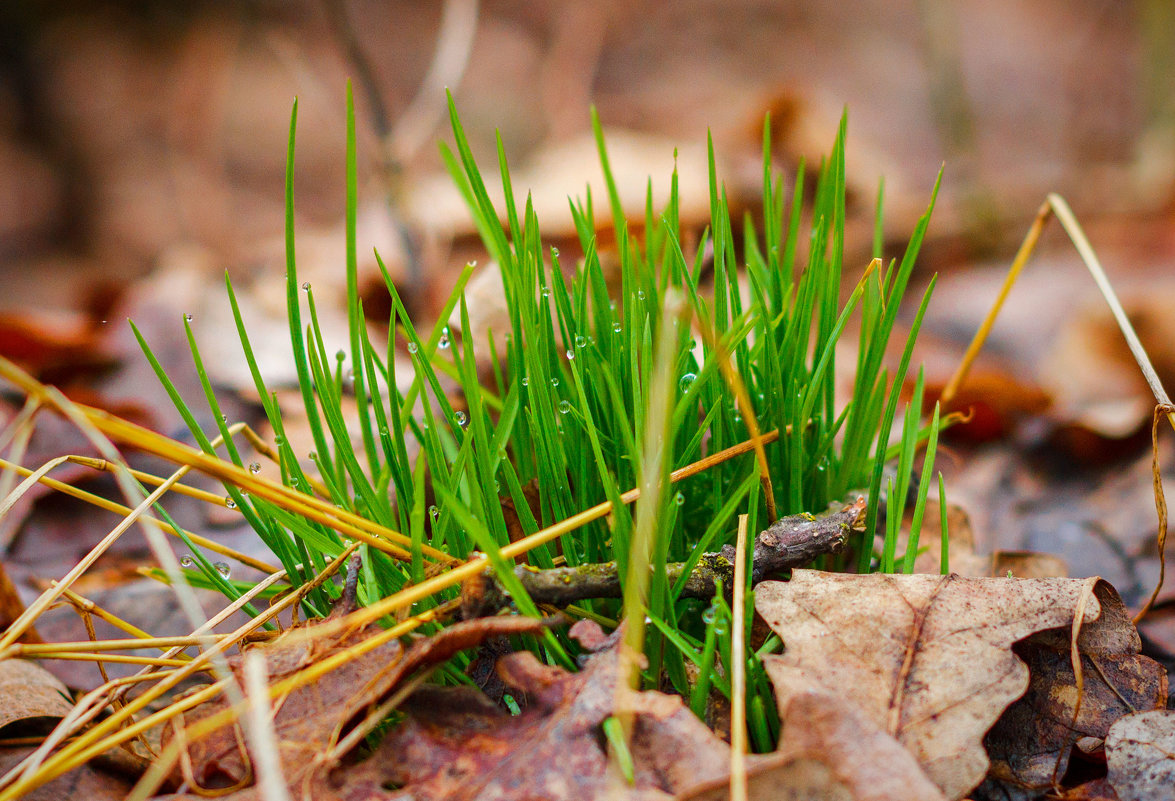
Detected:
left=980, top=581, right=1167, bottom=798
left=0, top=746, right=132, bottom=801
left=164, top=614, right=551, bottom=793
left=678, top=666, right=948, bottom=801
left=1106, top=709, right=1175, bottom=801
left=0, top=658, right=74, bottom=730
left=754, top=571, right=1115, bottom=800
left=364, top=620, right=737, bottom=801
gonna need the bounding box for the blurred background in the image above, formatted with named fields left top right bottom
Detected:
left=1, top=0, right=1170, bottom=314
left=2, top=0, right=1175, bottom=654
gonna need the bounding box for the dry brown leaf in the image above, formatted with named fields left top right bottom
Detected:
left=755, top=571, right=1110, bottom=800
left=166, top=614, right=550, bottom=793
left=0, top=658, right=74, bottom=731
left=1105, top=709, right=1175, bottom=801
left=758, top=665, right=946, bottom=801
left=364, top=620, right=735, bottom=801
left=0, top=745, right=132, bottom=801
left=677, top=752, right=855, bottom=801
left=981, top=581, right=1167, bottom=798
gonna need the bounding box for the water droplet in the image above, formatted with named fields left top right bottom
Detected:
left=637, top=290, right=646, bottom=300
left=679, top=373, right=696, bottom=393
left=455, top=411, right=468, bottom=427
left=438, top=327, right=451, bottom=349
left=565, top=349, right=575, bottom=361
left=550, top=377, right=560, bottom=388
left=551, top=247, right=560, bottom=257
left=407, top=341, right=418, bottom=354
left=101, top=319, right=107, bottom=324
left=541, top=286, right=551, bottom=298
left=558, top=400, right=571, bottom=414
left=225, top=496, right=237, bottom=509
left=701, top=604, right=717, bottom=625
left=429, top=505, right=439, bottom=522
left=379, top=426, right=389, bottom=437
left=336, top=349, right=346, bottom=361
left=290, top=477, right=299, bottom=487
left=214, top=561, right=231, bottom=578
left=575, top=334, right=587, bottom=348
left=301, top=281, right=310, bottom=291
left=521, top=376, right=529, bottom=387
left=184, top=313, right=193, bottom=322
left=674, top=491, right=684, bottom=506
left=612, top=322, right=622, bottom=334
left=308, top=451, right=317, bottom=461
left=468, top=260, right=478, bottom=268
left=274, top=435, right=285, bottom=445
left=713, top=620, right=728, bottom=636
left=180, top=554, right=195, bottom=568
left=249, top=462, right=261, bottom=474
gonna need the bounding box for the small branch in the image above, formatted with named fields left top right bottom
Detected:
left=463, top=498, right=866, bottom=616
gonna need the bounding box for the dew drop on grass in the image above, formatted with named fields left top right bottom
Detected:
left=249, top=462, right=261, bottom=474
left=274, top=435, right=285, bottom=445
left=455, top=411, right=468, bottom=427
left=184, top=313, right=193, bottom=322
left=438, top=327, right=451, bottom=349
left=558, top=400, right=571, bottom=414
left=575, top=334, right=587, bottom=348
left=551, top=247, right=560, bottom=257
left=180, top=555, right=195, bottom=568
left=429, top=505, right=439, bottom=523
left=301, top=281, right=310, bottom=291
left=565, top=349, right=574, bottom=360
left=214, top=561, right=231, bottom=578
left=679, top=373, right=696, bottom=393
left=674, top=491, right=684, bottom=506
left=225, top=496, right=237, bottom=509
left=550, top=377, right=560, bottom=388
left=541, top=286, right=551, bottom=298
left=701, top=604, right=717, bottom=624
left=379, top=426, right=389, bottom=437
left=712, top=620, right=728, bottom=636
left=637, top=290, right=646, bottom=301
left=407, top=341, right=418, bottom=354
left=336, top=349, right=346, bottom=362
left=521, top=376, right=529, bottom=387
left=612, top=322, right=622, bottom=334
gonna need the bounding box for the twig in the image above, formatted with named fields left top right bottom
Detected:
left=463, top=497, right=866, bottom=615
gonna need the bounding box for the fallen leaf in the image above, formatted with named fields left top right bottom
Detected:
left=760, top=665, right=946, bottom=801
left=1106, top=709, right=1175, bottom=801
left=167, top=613, right=551, bottom=792
left=364, top=620, right=736, bottom=800
left=981, top=582, right=1167, bottom=797
left=754, top=571, right=1110, bottom=800
left=0, top=658, right=73, bottom=731
left=676, top=752, right=855, bottom=801
left=0, top=745, right=132, bottom=801
left=1056, top=778, right=1120, bottom=800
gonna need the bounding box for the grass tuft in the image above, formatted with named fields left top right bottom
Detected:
left=133, top=89, right=945, bottom=750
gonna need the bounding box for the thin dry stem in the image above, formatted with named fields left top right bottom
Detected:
left=730, top=513, right=749, bottom=801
